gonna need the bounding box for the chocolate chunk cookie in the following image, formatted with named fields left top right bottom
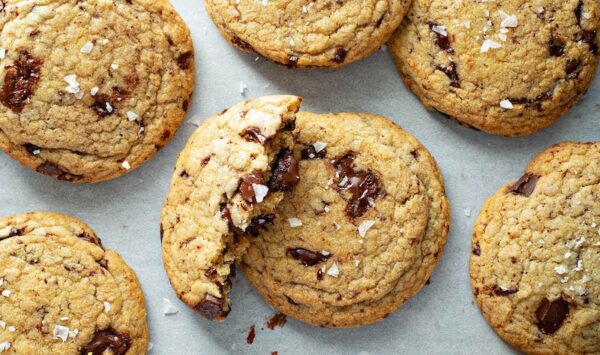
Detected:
left=0, top=0, right=194, bottom=182
left=0, top=212, right=148, bottom=354
left=388, top=0, right=600, bottom=136
left=471, top=142, right=600, bottom=353
left=204, top=0, right=411, bottom=68
left=160, top=95, right=302, bottom=320
left=241, top=112, right=450, bottom=327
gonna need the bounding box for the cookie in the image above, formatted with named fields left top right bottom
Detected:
left=241, top=111, right=450, bottom=327
left=161, top=95, right=302, bottom=320
left=388, top=0, right=600, bottom=136
left=204, top=0, right=411, bottom=68
left=470, top=142, right=600, bottom=354
left=0, top=212, right=148, bottom=354
left=0, top=0, right=195, bottom=183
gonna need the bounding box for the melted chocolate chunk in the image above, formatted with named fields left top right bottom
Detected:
left=509, top=173, right=540, bottom=197
left=36, top=161, right=80, bottom=181
left=333, top=152, right=384, bottom=219
left=333, top=48, right=347, bottom=63
left=23, top=143, right=40, bottom=155
left=0, top=50, right=42, bottom=113
left=435, top=62, right=460, bottom=88
left=301, top=144, right=327, bottom=160
left=176, top=51, right=193, bottom=70
left=246, top=214, right=275, bottom=237
left=238, top=171, right=266, bottom=203
left=268, top=149, right=300, bottom=192
left=491, top=285, right=518, bottom=296
left=428, top=22, right=454, bottom=53
left=472, top=243, right=481, bottom=256
left=287, top=55, right=299, bottom=68
left=79, top=328, right=131, bottom=355
left=266, top=313, right=287, bottom=330
left=566, top=59, right=582, bottom=79
left=246, top=325, right=256, bottom=344
left=195, top=294, right=227, bottom=320
left=548, top=36, right=565, bottom=57
left=231, top=36, right=254, bottom=52
left=535, top=297, right=570, bottom=334
left=286, top=248, right=331, bottom=266
left=575, top=0, right=584, bottom=26
left=240, top=126, right=266, bottom=144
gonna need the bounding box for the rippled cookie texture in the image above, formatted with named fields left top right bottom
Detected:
left=160, top=95, right=302, bottom=321
left=0, top=212, right=148, bottom=354
left=0, top=0, right=194, bottom=182
left=205, top=0, right=411, bottom=68
left=471, top=142, right=600, bottom=354
left=388, top=0, right=599, bottom=136
left=241, top=112, right=450, bottom=327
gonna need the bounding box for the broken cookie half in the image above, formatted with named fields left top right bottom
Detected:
left=160, top=95, right=302, bottom=320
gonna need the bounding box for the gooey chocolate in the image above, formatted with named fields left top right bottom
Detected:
left=268, top=148, right=300, bottom=192
left=238, top=171, right=266, bottom=203
left=195, top=294, right=228, bottom=320
left=0, top=50, right=42, bottom=113
left=286, top=248, right=331, bottom=266
left=509, top=173, right=540, bottom=197
left=535, top=297, right=570, bottom=334
left=79, top=328, right=131, bottom=355
left=332, top=152, right=384, bottom=219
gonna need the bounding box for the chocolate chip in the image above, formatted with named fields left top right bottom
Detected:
left=435, top=62, right=460, bottom=88
left=575, top=0, right=584, bottom=26
left=238, top=171, right=266, bottom=203
left=268, top=149, right=300, bottom=192
left=287, top=55, right=299, bottom=68
left=245, top=214, right=275, bottom=237
left=491, top=285, right=518, bottom=296
left=77, top=232, right=101, bottom=247
left=428, top=22, right=454, bottom=53
left=472, top=243, right=481, bottom=256
left=566, top=59, right=582, bottom=79
left=36, top=161, right=80, bottom=182
left=333, top=48, right=347, bottom=63
left=180, top=170, right=190, bottom=178
left=231, top=36, right=254, bottom=52
left=535, top=297, right=570, bottom=334
left=266, top=313, right=287, bottom=330
left=286, top=248, right=331, bottom=266
left=332, top=152, right=384, bottom=219
left=79, top=328, right=131, bottom=355
left=548, top=36, right=565, bottom=57
left=195, top=294, right=227, bottom=320
left=246, top=325, right=256, bottom=344
left=301, top=145, right=326, bottom=160
left=176, top=51, right=193, bottom=70
left=0, top=50, right=43, bottom=113
left=316, top=268, right=323, bottom=280
left=240, top=126, right=266, bottom=144
left=509, top=173, right=540, bottom=197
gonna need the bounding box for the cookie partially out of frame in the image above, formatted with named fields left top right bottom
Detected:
left=388, top=0, right=600, bottom=136
left=205, top=0, right=411, bottom=68
left=0, top=212, right=148, bottom=354
left=241, top=111, right=450, bottom=327
left=0, top=0, right=194, bottom=182
left=471, top=142, right=600, bottom=354
left=161, top=95, right=302, bottom=320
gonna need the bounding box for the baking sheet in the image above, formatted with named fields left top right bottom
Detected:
left=1, top=1, right=599, bottom=354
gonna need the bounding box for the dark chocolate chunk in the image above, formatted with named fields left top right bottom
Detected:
left=231, top=36, right=254, bottom=52
left=79, top=328, right=131, bottom=355
left=77, top=232, right=101, bottom=246
left=472, top=243, right=481, bottom=256
left=240, top=126, right=266, bottom=144
left=509, top=173, right=540, bottom=197
left=268, top=149, right=300, bottom=192
left=238, top=171, right=266, bottom=203
left=428, top=22, right=454, bottom=53
left=332, top=152, right=384, bottom=219
left=90, top=94, right=115, bottom=117
left=266, top=313, right=287, bottom=330
left=582, top=30, right=598, bottom=54
left=575, top=0, right=584, bottom=26
left=548, top=36, right=565, bottom=57
left=23, top=143, right=41, bottom=155
left=316, top=268, right=323, bottom=280
left=286, top=248, right=331, bottom=266
left=333, top=48, right=347, bottom=63
left=301, top=144, right=327, bottom=160
left=281, top=119, right=296, bottom=131
left=535, top=297, right=570, bottom=334
left=435, top=62, right=460, bottom=88
left=287, top=55, right=299, bottom=68
left=246, top=325, right=256, bottom=344
left=0, top=50, right=42, bottom=113
left=195, top=294, right=227, bottom=320
left=36, top=161, right=80, bottom=182
left=176, top=51, right=193, bottom=70
left=491, top=285, right=518, bottom=296
left=566, top=59, right=582, bottom=79
left=245, top=214, right=275, bottom=237
left=2, top=227, right=23, bottom=239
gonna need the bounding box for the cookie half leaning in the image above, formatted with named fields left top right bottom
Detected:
left=388, top=0, right=600, bottom=136
left=241, top=112, right=450, bottom=327
left=471, top=142, right=600, bottom=354
left=161, top=95, right=302, bottom=320
left=205, top=0, right=411, bottom=68
left=0, top=212, right=148, bottom=354
left=0, top=0, right=194, bottom=182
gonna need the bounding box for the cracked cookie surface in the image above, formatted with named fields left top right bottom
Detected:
left=241, top=112, right=450, bottom=327
left=160, top=95, right=302, bottom=320
left=205, top=0, right=411, bottom=67
left=0, top=0, right=194, bottom=182
left=0, top=212, right=148, bottom=354
left=471, top=142, right=600, bottom=354
left=388, top=0, right=600, bottom=136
